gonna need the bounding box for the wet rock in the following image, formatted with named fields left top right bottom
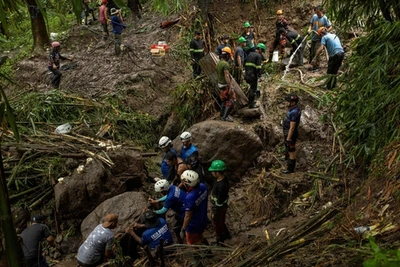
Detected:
left=58, top=235, right=81, bottom=254
left=235, top=108, right=262, bottom=119
left=299, top=105, right=331, bottom=141
left=257, top=151, right=278, bottom=170
left=173, top=120, right=263, bottom=181
left=161, top=112, right=181, bottom=141
left=80, top=192, right=148, bottom=238
left=54, top=150, right=147, bottom=219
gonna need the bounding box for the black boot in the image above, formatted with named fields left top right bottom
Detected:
left=223, top=106, right=233, bottom=122
left=281, top=159, right=296, bottom=174
left=220, top=105, right=225, bottom=120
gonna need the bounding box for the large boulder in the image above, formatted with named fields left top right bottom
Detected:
left=80, top=191, right=148, bottom=238
left=173, top=120, right=263, bottom=180
left=54, top=150, right=147, bottom=219
left=299, top=104, right=332, bottom=141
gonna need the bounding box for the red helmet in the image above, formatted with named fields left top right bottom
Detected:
left=101, top=0, right=107, bottom=3
left=51, top=41, right=60, bottom=48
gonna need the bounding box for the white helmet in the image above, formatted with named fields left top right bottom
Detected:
left=180, top=131, right=192, bottom=141
left=154, top=179, right=170, bottom=192
left=158, top=136, right=172, bottom=148
left=181, top=170, right=199, bottom=187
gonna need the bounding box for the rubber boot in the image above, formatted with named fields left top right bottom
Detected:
left=223, top=106, right=233, bottom=122
left=220, top=105, right=225, bottom=120
left=281, top=159, right=296, bottom=174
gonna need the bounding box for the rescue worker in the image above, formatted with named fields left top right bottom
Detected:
left=216, top=35, right=232, bottom=58
left=99, top=0, right=109, bottom=40
left=180, top=131, right=199, bottom=161
left=312, top=27, right=344, bottom=89
left=278, top=27, right=305, bottom=66
left=82, top=0, right=97, bottom=25
left=48, top=41, right=72, bottom=89
left=158, top=136, right=177, bottom=179
left=269, top=10, right=289, bottom=61
left=233, top=36, right=246, bottom=85
left=180, top=170, right=208, bottom=245
left=184, top=153, right=206, bottom=184
left=77, top=214, right=118, bottom=266
left=217, top=48, right=236, bottom=121
left=125, top=211, right=173, bottom=250
left=110, top=8, right=126, bottom=55
left=282, top=93, right=301, bottom=174
left=244, top=43, right=266, bottom=109
left=165, top=151, right=187, bottom=185
left=242, top=22, right=256, bottom=56
left=308, top=5, right=332, bottom=70
left=148, top=179, right=186, bottom=243
left=209, top=160, right=231, bottom=245
left=189, top=30, right=205, bottom=78
left=21, top=215, right=55, bottom=267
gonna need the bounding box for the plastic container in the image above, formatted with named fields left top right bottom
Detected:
left=354, top=226, right=370, bottom=234
left=272, top=51, right=279, bottom=62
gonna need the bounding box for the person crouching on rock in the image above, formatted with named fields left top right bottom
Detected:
left=77, top=214, right=118, bottom=267
left=48, top=41, right=72, bottom=89
left=282, top=93, right=301, bottom=174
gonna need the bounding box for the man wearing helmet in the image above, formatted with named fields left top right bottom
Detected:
left=110, top=7, right=126, bottom=55
left=48, top=42, right=72, bottom=89
left=308, top=5, right=332, bottom=70
left=269, top=10, right=290, bottom=61
left=183, top=153, right=206, bottom=184
left=180, top=131, right=199, bottom=161
left=209, top=160, right=231, bottom=245
left=242, top=21, right=257, bottom=56
left=311, top=27, right=344, bottom=89
left=99, top=0, right=109, bottom=40
left=148, top=179, right=186, bottom=243
left=282, top=93, right=301, bottom=174
left=217, top=49, right=236, bottom=122
left=277, top=27, right=305, bottom=66
left=233, top=36, right=246, bottom=85
left=244, top=43, right=265, bottom=108
left=158, top=136, right=177, bottom=179
left=180, top=170, right=208, bottom=245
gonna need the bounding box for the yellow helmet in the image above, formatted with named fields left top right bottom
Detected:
left=222, top=46, right=232, bottom=55
left=276, top=10, right=283, bottom=15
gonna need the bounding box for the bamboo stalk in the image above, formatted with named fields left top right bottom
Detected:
left=7, top=151, right=29, bottom=188
left=29, top=188, right=53, bottom=209
left=9, top=184, right=43, bottom=201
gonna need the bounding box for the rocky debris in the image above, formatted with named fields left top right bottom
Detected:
left=299, top=104, right=332, bottom=141
left=173, top=120, right=263, bottom=181
left=235, top=107, right=262, bottom=119
left=54, top=150, right=147, bottom=219
left=257, top=151, right=279, bottom=170
left=80, top=191, right=148, bottom=238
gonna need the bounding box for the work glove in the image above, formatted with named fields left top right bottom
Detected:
left=180, top=229, right=185, bottom=239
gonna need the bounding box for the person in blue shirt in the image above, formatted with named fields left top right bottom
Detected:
left=282, top=93, right=301, bottom=174
left=148, top=179, right=186, bottom=243
left=125, top=211, right=173, bottom=251
left=216, top=35, right=231, bottom=59
left=233, top=36, right=246, bottom=85
left=110, top=8, right=126, bottom=55
left=179, top=131, right=199, bottom=161
left=312, top=27, right=344, bottom=90
left=158, top=136, right=177, bottom=179
left=180, top=170, right=208, bottom=245
left=308, top=5, right=332, bottom=70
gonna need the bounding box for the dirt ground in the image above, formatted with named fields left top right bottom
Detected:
left=5, top=0, right=394, bottom=266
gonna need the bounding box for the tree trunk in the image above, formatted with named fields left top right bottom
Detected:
left=26, top=0, right=49, bottom=53
left=0, top=148, right=24, bottom=267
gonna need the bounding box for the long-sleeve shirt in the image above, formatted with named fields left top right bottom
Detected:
left=211, top=177, right=229, bottom=208
left=189, top=39, right=204, bottom=60
left=48, top=49, right=67, bottom=68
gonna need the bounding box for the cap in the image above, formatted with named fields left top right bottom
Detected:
left=221, top=35, right=229, bottom=40
left=194, top=30, right=202, bottom=35
left=31, top=215, right=45, bottom=223
left=102, top=214, right=118, bottom=228
left=143, top=211, right=160, bottom=228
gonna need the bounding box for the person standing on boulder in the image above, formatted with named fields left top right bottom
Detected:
left=99, top=0, right=109, bottom=40
left=311, top=27, right=344, bottom=89
left=21, top=215, right=55, bottom=267
left=209, top=160, right=231, bottom=245
left=244, top=43, right=265, bottom=109
left=180, top=170, right=208, bottom=245
left=190, top=30, right=205, bottom=78
left=217, top=49, right=236, bottom=122
left=110, top=8, right=126, bottom=55
left=48, top=41, right=72, bottom=89
left=148, top=179, right=186, bottom=243
left=282, top=93, right=301, bottom=174
left=158, top=136, right=177, bottom=179
left=77, top=214, right=118, bottom=266
left=308, top=5, right=332, bottom=70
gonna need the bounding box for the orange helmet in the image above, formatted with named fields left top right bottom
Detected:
left=276, top=10, right=283, bottom=15
left=318, top=27, right=327, bottom=38
left=222, top=46, right=232, bottom=55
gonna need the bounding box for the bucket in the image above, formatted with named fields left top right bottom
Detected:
left=272, top=51, right=279, bottom=62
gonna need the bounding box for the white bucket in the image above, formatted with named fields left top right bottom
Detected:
left=272, top=51, right=279, bottom=62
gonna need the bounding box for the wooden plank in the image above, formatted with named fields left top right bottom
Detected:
left=199, top=52, right=248, bottom=108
